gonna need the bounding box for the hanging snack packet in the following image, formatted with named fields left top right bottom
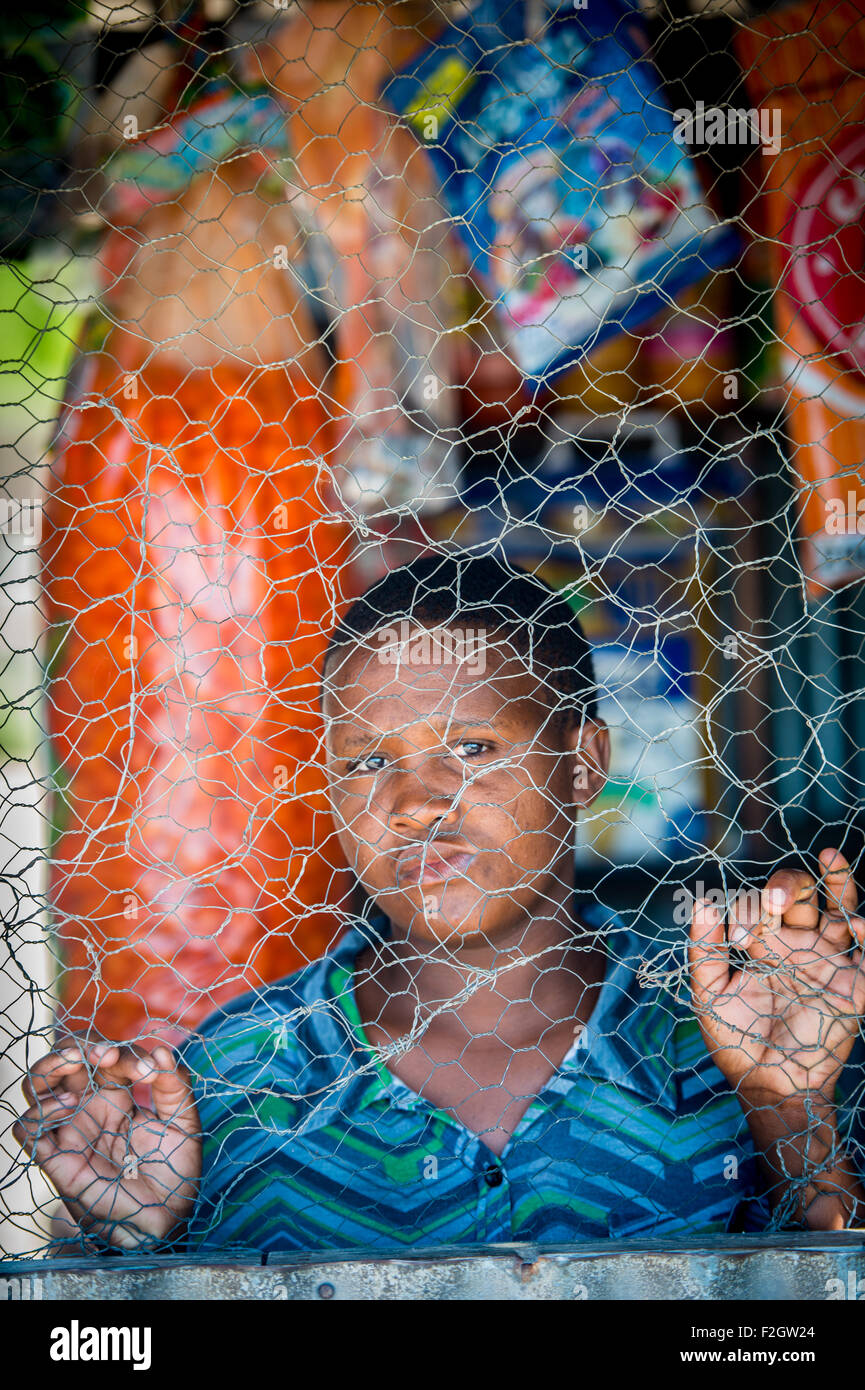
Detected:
left=383, top=0, right=737, bottom=385
left=736, top=0, right=865, bottom=598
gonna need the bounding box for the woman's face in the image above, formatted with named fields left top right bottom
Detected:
left=323, top=624, right=609, bottom=951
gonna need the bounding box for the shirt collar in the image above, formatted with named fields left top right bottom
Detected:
left=556, top=900, right=680, bottom=1112
left=323, top=913, right=433, bottom=1115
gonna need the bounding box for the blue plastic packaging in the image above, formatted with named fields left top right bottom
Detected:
left=384, top=0, right=738, bottom=385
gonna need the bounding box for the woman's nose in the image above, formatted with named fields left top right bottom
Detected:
left=384, top=761, right=460, bottom=832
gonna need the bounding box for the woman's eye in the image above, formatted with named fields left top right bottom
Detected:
left=453, top=741, right=490, bottom=759
left=342, top=742, right=492, bottom=774
left=345, top=754, right=386, bottom=775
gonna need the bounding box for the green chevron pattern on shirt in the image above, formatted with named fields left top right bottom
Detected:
left=180, top=900, right=768, bottom=1252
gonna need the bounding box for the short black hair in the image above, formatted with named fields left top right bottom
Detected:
left=321, top=550, right=597, bottom=725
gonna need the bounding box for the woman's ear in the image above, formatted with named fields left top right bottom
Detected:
left=566, top=717, right=610, bottom=808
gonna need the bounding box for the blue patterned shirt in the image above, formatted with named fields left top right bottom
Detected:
left=180, top=901, right=765, bottom=1252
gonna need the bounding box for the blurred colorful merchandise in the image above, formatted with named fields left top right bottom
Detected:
left=385, top=0, right=737, bottom=385
left=44, top=359, right=353, bottom=1041
left=641, top=276, right=739, bottom=416
left=551, top=274, right=738, bottom=416
left=260, top=1, right=467, bottom=516
left=42, top=22, right=362, bottom=1042
left=736, top=0, right=865, bottom=597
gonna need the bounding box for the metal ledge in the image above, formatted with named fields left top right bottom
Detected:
left=2, top=1231, right=865, bottom=1299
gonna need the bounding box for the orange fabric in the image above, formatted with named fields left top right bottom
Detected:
left=43, top=358, right=355, bottom=1041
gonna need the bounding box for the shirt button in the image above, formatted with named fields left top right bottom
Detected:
left=483, top=1164, right=504, bottom=1188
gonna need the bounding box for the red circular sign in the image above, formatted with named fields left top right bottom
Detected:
left=785, top=124, right=865, bottom=379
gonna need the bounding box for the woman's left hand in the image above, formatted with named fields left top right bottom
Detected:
left=689, top=847, right=865, bottom=1105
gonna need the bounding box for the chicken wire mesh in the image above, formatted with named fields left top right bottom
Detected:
left=2, top=0, right=865, bottom=1261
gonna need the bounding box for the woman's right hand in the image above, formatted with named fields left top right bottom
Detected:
left=13, top=1042, right=201, bottom=1251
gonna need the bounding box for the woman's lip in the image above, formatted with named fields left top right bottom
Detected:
left=397, top=850, right=476, bottom=884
